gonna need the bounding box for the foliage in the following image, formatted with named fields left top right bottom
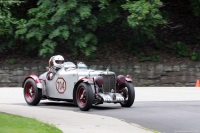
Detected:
left=0, top=1, right=17, bottom=36
left=8, top=58, right=15, bottom=65
left=190, top=0, right=200, bottom=16
left=5, top=0, right=200, bottom=62
left=137, top=53, right=161, bottom=62
left=1, top=0, right=199, bottom=61
left=15, top=0, right=98, bottom=57
left=0, top=0, right=21, bottom=53
left=191, top=51, right=200, bottom=61
left=122, top=0, right=165, bottom=39
left=151, top=55, right=161, bottom=62
left=172, top=41, right=189, bottom=57
left=13, top=0, right=166, bottom=57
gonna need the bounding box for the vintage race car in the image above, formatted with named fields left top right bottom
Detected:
left=22, top=62, right=135, bottom=111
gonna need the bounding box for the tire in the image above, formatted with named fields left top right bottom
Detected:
left=24, top=78, right=42, bottom=105
left=76, top=83, right=94, bottom=111
left=120, top=81, right=135, bottom=107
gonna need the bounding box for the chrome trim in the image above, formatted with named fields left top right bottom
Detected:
left=98, top=93, right=124, bottom=103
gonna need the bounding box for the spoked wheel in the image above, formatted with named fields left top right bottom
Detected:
left=76, top=83, right=93, bottom=111
left=24, top=78, right=42, bottom=105
left=120, top=81, right=135, bottom=107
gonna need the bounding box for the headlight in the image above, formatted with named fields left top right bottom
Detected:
left=94, top=76, right=104, bottom=87
left=117, top=75, right=125, bottom=85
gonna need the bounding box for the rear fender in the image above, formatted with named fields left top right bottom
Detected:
left=22, top=74, right=43, bottom=89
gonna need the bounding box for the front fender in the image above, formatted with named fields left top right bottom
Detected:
left=22, top=74, right=43, bottom=89
left=117, top=75, right=133, bottom=85
left=78, top=77, right=93, bottom=84
left=73, top=77, right=93, bottom=104
left=126, top=77, right=133, bottom=82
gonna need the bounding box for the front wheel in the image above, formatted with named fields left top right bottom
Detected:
left=24, top=78, right=42, bottom=105
left=76, top=83, right=94, bottom=111
left=120, top=81, right=135, bottom=107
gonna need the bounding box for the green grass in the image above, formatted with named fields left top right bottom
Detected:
left=0, top=112, right=62, bottom=133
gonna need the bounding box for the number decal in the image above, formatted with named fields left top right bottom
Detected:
left=56, top=78, right=66, bottom=94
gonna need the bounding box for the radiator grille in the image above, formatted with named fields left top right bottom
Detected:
left=101, top=74, right=116, bottom=93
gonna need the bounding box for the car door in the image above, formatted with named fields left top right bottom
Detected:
left=46, top=68, right=78, bottom=99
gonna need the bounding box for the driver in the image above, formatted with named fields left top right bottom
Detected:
left=47, top=55, right=64, bottom=80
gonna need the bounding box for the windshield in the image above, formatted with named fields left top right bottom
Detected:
left=63, top=62, right=76, bottom=68
left=77, top=62, right=87, bottom=69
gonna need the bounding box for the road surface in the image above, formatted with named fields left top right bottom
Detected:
left=1, top=87, right=200, bottom=133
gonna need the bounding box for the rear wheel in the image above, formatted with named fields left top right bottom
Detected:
left=76, top=83, right=93, bottom=111
left=24, top=78, right=42, bottom=105
left=120, top=81, right=135, bottom=107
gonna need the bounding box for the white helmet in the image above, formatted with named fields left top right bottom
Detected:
left=52, top=55, right=64, bottom=69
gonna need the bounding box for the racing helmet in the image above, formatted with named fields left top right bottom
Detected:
left=52, top=55, right=64, bottom=69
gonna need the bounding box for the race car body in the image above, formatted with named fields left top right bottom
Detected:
left=22, top=62, right=135, bottom=111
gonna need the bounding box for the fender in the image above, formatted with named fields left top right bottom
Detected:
left=74, top=77, right=92, bottom=91
left=125, top=75, right=133, bottom=82
left=78, top=77, right=93, bottom=84
left=117, top=75, right=133, bottom=84
left=22, top=74, right=43, bottom=89
left=126, top=77, right=133, bottom=82
left=73, top=77, right=93, bottom=104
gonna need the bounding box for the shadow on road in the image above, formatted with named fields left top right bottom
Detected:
left=14, top=101, right=123, bottom=111
left=8, top=101, right=127, bottom=112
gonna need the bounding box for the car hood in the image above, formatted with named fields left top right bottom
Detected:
left=77, top=69, right=115, bottom=77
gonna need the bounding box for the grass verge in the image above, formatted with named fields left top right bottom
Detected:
left=0, top=112, right=62, bottom=133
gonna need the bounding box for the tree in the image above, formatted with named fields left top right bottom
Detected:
left=16, top=0, right=97, bottom=57
left=122, top=0, right=164, bottom=39
left=190, top=0, right=200, bottom=16
left=0, top=1, right=20, bottom=53
left=1, top=0, right=165, bottom=57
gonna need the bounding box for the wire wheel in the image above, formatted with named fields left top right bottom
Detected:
left=76, top=83, right=93, bottom=111
left=24, top=78, right=42, bottom=105
left=77, top=86, right=87, bottom=107
left=25, top=82, right=35, bottom=102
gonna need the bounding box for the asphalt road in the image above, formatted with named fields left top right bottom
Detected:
left=1, top=87, right=200, bottom=133
left=38, top=101, right=200, bottom=133
left=0, top=87, right=152, bottom=133
left=91, top=101, right=200, bottom=133
left=38, top=87, right=200, bottom=133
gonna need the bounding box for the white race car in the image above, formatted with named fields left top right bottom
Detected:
left=22, top=62, right=135, bottom=111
